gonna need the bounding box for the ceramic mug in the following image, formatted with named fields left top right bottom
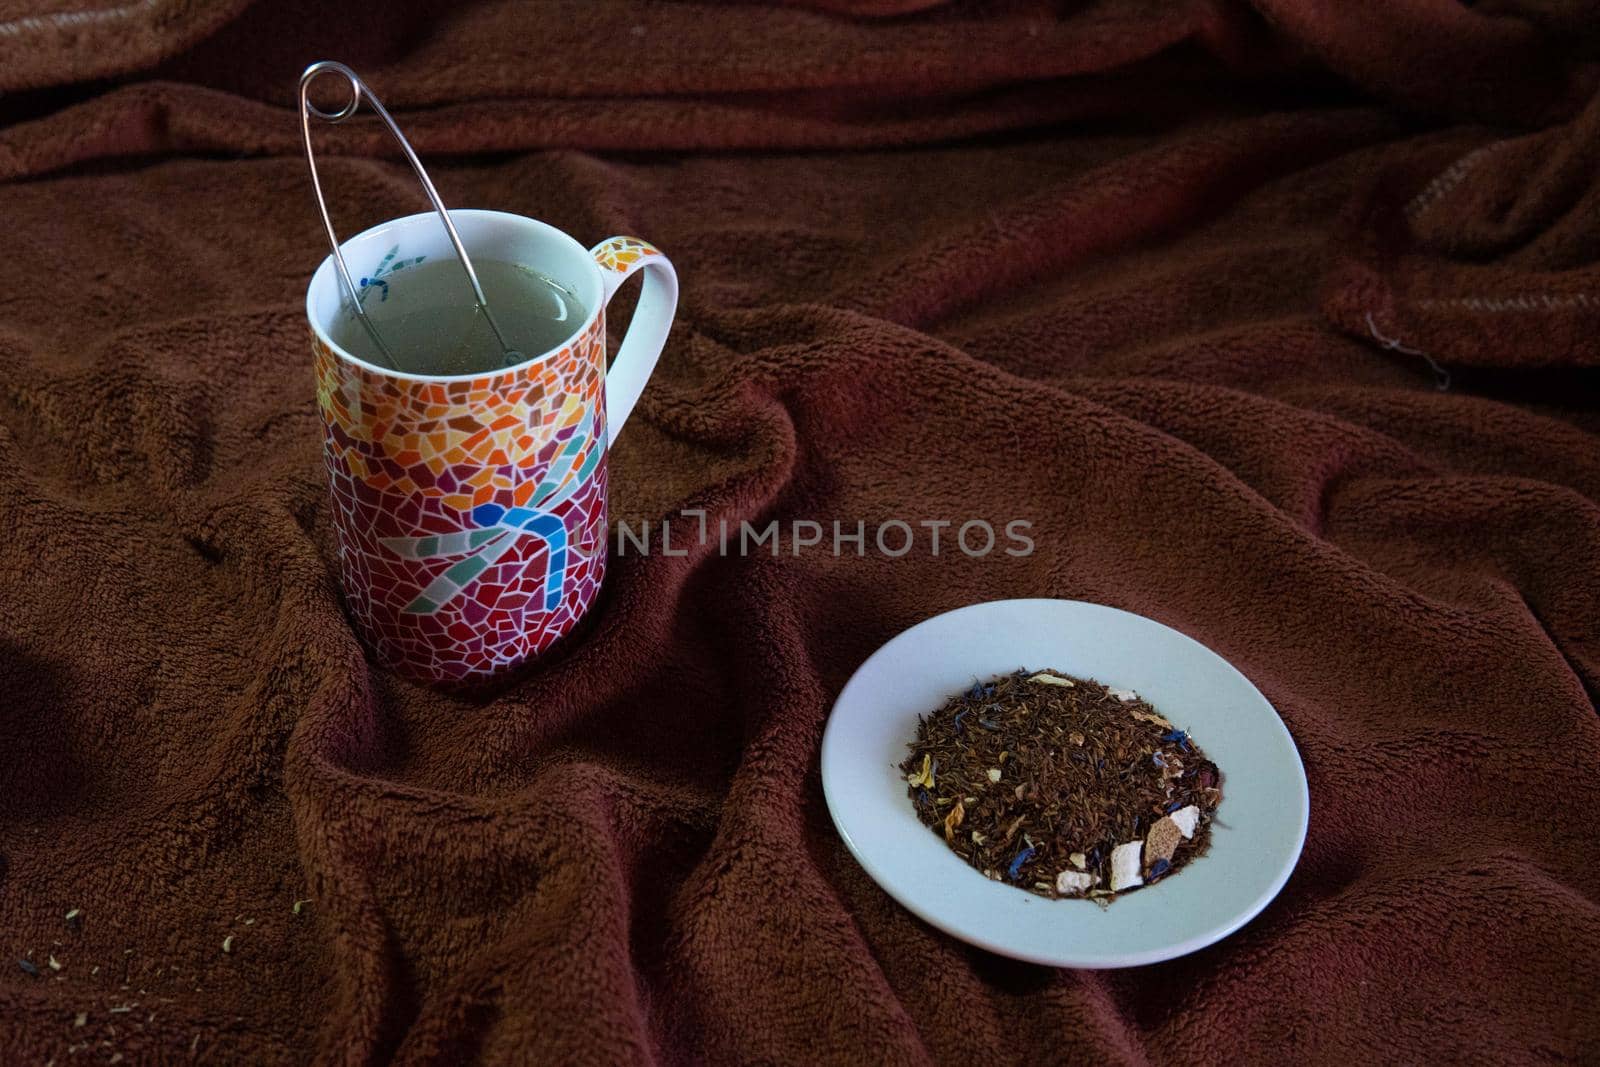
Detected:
left=307, top=209, right=676, bottom=682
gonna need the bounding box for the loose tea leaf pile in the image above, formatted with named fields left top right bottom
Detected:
left=900, top=669, right=1224, bottom=902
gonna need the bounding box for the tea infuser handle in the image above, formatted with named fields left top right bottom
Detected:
left=298, top=60, right=521, bottom=369
left=592, top=238, right=678, bottom=448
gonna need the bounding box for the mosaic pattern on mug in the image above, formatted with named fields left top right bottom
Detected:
left=313, top=310, right=608, bottom=678
left=592, top=236, right=659, bottom=273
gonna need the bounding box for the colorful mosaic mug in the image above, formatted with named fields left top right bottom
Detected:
left=307, top=210, right=677, bottom=682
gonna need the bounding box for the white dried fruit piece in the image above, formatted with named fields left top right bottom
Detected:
left=1107, top=688, right=1138, bottom=702
left=1145, top=816, right=1183, bottom=866
left=1069, top=852, right=1087, bottom=870
left=1110, top=841, right=1144, bottom=891
left=1130, top=708, right=1174, bottom=729
left=1056, top=870, right=1097, bottom=894
left=987, top=767, right=1002, bottom=783
left=1028, top=673, right=1074, bottom=687
left=1170, top=805, right=1200, bottom=839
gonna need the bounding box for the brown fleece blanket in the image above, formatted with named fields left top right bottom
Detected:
left=2, top=1, right=1598, bottom=1063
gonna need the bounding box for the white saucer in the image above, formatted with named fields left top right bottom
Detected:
left=821, top=598, right=1308, bottom=969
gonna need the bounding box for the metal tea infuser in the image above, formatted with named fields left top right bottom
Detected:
left=298, top=60, right=522, bottom=372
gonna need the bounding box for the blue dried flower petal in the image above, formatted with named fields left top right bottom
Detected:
left=1165, top=800, right=1182, bottom=813
left=953, top=708, right=970, bottom=734
left=967, top=681, right=985, bottom=699
left=1007, top=846, right=1036, bottom=881
left=1150, top=858, right=1171, bottom=878
left=1160, top=729, right=1191, bottom=752
left=1151, top=752, right=1166, bottom=767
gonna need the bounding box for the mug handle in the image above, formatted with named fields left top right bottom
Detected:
left=590, top=237, right=678, bottom=448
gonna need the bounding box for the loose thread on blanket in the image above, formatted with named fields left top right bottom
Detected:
left=1366, top=311, right=1450, bottom=391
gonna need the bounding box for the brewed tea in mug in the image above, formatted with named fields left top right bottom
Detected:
left=331, top=258, right=587, bottom=376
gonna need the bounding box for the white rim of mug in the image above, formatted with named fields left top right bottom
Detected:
left=305, top=209, right=604, bottom=384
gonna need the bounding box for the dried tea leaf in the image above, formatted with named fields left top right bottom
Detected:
left=901, top=668, right=1221, bottom=905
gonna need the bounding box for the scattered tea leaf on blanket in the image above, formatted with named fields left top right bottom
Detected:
left=17, top=958, right=38, bottom=977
